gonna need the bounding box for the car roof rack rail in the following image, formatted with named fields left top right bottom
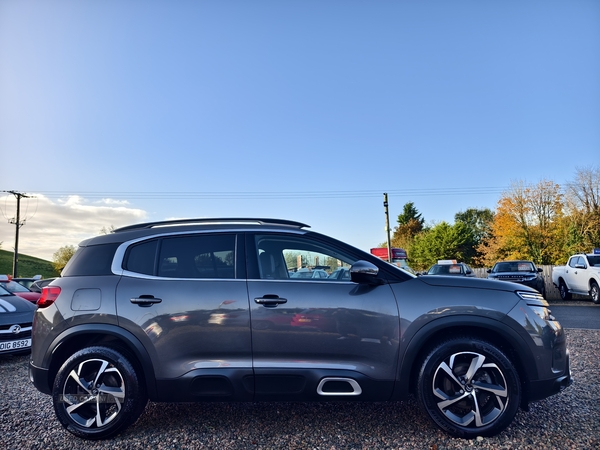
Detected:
left=113, top=218, right=310, bottom=233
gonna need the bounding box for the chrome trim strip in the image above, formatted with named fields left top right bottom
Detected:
left=317, top=377, right=362, bottom=396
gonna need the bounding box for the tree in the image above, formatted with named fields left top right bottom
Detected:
left=100, top=225, right=116, bottom=235
left=455, top=208, right=494, bottom=263
left=478, top=180, right=563, bottom=265
left=52, top=245, right=76, bottom=273
left=397, top=202, right=424, bottom=227
left=390, top=202, right=426, bottom=251
left=563, top=166, right=600, bottom=254
left=409, top=221, right=476, bottom=270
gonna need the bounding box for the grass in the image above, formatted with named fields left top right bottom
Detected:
left=0, top=249, right=59, bottom=278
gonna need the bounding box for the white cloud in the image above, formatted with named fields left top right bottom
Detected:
left=0, top=194, right=147, bottom=261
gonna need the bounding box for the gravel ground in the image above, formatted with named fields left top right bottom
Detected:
left=1, top=329, right=598, bottom=450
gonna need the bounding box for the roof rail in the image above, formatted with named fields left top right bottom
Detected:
left=113, top=218, right=310, bottom=233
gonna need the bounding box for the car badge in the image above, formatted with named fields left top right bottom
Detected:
left=9, top=324, right=21, bottom=334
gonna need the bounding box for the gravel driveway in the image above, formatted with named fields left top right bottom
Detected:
left=1, top=329, right=598, bottom=450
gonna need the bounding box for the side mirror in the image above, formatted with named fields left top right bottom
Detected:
left=350, top=260, right=382, bottom=285
left=537, top=267, right=543, bottom=273
left=486, top=269, right=492, bottom=273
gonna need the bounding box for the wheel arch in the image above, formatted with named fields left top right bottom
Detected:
left=43, top=324, right=157, bottom=400
left=395, top=316, right=537, bottom=408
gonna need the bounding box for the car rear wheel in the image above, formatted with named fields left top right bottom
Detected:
left=52, top=346, right=147, bottom=440
left=559, top=281, right=572, bottom=300
left=590, top=281, right=600, bottom=304
left=417, top=337, right=521, bottom=439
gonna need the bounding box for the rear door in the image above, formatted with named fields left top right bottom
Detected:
left=115, top=232, right=252, bottom=397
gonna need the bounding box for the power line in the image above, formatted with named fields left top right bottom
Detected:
left=12, top=187, right=507, bottom=200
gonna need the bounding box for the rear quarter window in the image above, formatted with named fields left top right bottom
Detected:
left=61, top=243, right=120, bottom=276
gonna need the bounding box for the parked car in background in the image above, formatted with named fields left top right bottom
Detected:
left=13, top=275, right=42, bottom=290
left=30, top=218, right=571, bottom=440
left=0, top=284, right=35, bottom=355
left=290, top=268, right=329, bottom=279
left=487, top=261, right=546, bottom=297
left=29, top=277, right=57, bottom=294
left=425, top=260, right=475, bottom=277
left=0, top=276, right=41, bottom=304
left=552, top=252, right=600, bottom=303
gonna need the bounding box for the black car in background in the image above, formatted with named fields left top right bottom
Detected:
left=0, top=284, right=35, bottom=355
left=487, top=260, right=546, bottom=297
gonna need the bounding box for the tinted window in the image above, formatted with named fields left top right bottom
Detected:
left=62, top=243, right=120, bottom=276
left=157, top=234, right=235, bottom=279
left=124, top=240, right=158, bottom=275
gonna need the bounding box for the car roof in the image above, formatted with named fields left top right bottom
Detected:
left=80, top=218, right=312, bottom=246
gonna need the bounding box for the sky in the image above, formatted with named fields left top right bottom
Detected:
left=0, top=0, right=599, bottom=263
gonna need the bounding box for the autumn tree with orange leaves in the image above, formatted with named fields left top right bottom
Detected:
left=477, top=180, right=564, bottom=265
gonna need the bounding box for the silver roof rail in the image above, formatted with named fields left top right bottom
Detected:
left=113, top=218, right=310, bottom=233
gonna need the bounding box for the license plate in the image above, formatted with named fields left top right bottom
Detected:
left=0, top=338, right=31, bottom=352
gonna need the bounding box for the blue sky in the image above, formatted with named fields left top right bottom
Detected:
left=1, top=0, right=599, bottom=261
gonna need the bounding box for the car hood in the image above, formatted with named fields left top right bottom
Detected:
left=417, top=274, right=537, bottom=293
left=0, top=295, right=37, bottom=313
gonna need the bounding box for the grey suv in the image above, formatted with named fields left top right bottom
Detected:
left=30, top=218, right=571, bottom=440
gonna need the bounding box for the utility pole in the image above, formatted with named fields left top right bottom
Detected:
left=383, top=193, right=392, bottom=263
left=4, top=190, right=31, bottom=277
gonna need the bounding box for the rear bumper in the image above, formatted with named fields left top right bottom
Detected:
left=29, top=361, right=52, bottom=395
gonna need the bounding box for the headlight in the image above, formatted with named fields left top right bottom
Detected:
left=516, top=290, right=545, bottom=302
left=516, top=291, right=555, bottom=321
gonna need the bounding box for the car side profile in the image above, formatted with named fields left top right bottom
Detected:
left=30, top=218, right=571, bottom=440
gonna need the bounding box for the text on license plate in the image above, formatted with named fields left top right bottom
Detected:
left=0, top=338, right=32, bottom=352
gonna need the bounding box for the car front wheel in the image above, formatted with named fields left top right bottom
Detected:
left=417, top=337, right=521, bottom=439
left=52, top=346, right=147, bottom=440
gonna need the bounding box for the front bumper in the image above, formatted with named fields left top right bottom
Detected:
left=527, top=349, right=572, bottom=404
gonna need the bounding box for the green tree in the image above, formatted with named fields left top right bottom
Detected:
left=397, top=202, right=424, bottom=227
left=455, top=207, right=494, bottom=264
left=390, top=202, right=426, bottom=252
left=409, top=221, right=476, bottom=270
left=52, top=245, right=76, bottom=273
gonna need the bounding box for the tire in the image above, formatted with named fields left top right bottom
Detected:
left=52, top=346, right=147, bottom=440
left=590, top=281, right=600, bottom=305
left=559, top=281, right=572, bottom=301
left=417, top=337, right=521, bottom=439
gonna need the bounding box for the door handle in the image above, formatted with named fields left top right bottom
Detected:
left=131, top=295, right=162, bottom=307
left=254, top=295, right=287, bottom=307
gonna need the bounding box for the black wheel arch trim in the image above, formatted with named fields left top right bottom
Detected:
left=42, top=323, right=157, bottom=399
left=393, top=315, right=538, bottom=401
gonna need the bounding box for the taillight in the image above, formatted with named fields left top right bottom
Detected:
left=38, top=286, right=61, bottom=308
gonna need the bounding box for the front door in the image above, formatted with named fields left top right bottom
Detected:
left=246, top=233, right=400, bottom=401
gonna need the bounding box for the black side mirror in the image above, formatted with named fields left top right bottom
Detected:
left=350, top=260, right=382, bottom=285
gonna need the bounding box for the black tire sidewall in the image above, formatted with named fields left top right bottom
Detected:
left=52, top=346, right=147, bottom=440
left=417, top=337, right=521, bottom=439
left=591, top=282, right=600, bottom=304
